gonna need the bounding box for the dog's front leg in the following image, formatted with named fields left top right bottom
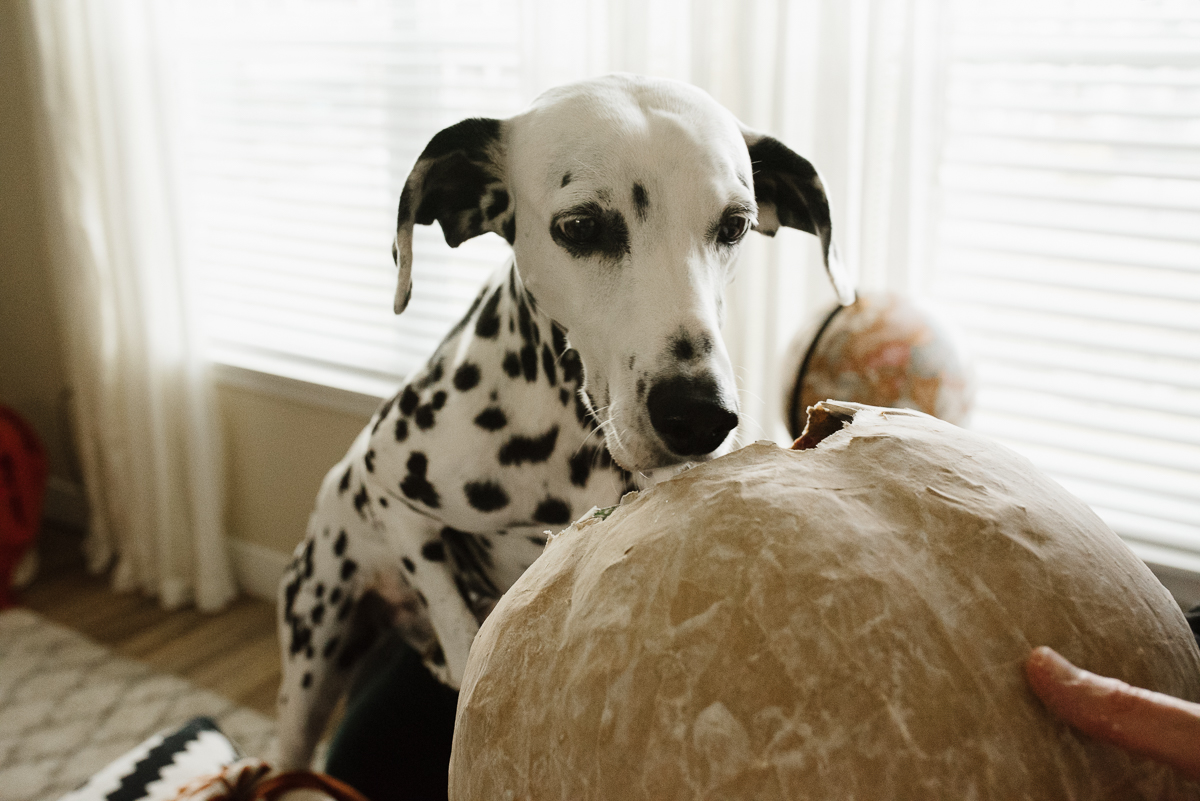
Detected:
left=381, top=507, right=485, bottom=688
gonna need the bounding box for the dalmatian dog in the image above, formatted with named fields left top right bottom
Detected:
left=275, top=73, right=853, bottom=769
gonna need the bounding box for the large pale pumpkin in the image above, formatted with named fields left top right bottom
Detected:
left=449, top=402, right=1200, bottom=800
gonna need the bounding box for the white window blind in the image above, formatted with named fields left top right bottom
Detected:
left=925, top=1, right=1200, bottom=570
left=172, top=0, right=527, bottom=397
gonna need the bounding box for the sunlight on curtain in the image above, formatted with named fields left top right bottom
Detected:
left=25, top=0, right=236, bottom=610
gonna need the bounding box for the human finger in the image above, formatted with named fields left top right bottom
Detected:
left=1025, top=645, right=1200, bottom=782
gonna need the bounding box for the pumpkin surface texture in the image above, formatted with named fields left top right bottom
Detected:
left=449, top=402, right=1200, bottom=801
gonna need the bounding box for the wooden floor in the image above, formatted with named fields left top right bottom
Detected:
left=18, top=525, right=281, bottom=718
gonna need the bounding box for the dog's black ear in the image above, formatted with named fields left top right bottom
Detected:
left=741, top=127, right=855, bottom=306
left=392, top=117, right=512, bottom=313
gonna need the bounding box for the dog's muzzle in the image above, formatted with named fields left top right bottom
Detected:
left=647, top=375, right=739, bottom=457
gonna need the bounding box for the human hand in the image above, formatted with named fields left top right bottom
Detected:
left=1025, top=645, right=1200, bottom=781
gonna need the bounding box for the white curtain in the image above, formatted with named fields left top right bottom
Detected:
left=23, top=0, right=236, bottom=611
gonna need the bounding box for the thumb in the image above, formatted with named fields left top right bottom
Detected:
left=1026, top=645, right=1200, bottom=782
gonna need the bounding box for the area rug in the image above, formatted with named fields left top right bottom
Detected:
left=0, top=608, right=277, bottom=801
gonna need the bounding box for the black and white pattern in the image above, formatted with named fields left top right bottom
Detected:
left=275, top=73, right=849, bottom=770
left=0, top=609, right=274, bottom=801
left=275, top=264, right=636, bottom=768
left=59, top=717, right=238, bottom=801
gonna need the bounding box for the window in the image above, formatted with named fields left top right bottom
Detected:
left=174, top=1, right=528, bottom=398
left=167, top=0, right=1199, bottom=570
left=923, top=0, right=1200, bottom=572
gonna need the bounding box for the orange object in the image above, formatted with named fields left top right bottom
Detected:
left=0, top=405, right=47, bottom=608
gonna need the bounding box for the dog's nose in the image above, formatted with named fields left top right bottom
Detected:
left=647, top=375, right=739, bottom=457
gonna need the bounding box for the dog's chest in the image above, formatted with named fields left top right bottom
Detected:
left=360, top=264, right=633, bottom=535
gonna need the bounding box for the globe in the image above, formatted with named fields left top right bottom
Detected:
left=783, top=292, right=975, bottom=438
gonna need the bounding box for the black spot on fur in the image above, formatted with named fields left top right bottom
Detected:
left=561, top=349, right=583, bottom=384
left=474, top=407, right=507, bottom=431
left=517, top=300, right=536, bottom=346
left=416, top=358, right=444, bottom=390
left=541, top=344, right=557, bottom=386
left=323, top=637, right=340, bottom=659
left=561, top=172, right=572, bottom=187
left=311, top=604, right=325, bottom=625
left=465, top=481, right=509, bottom=512
left=414, top=404, right=435, bottom=430
left=442, top=527, right=499, bottom=622
left=399, top=386, right=419, bottom=416
left=503, top=351, right=521, bottom=378
left=400, top=452, right=440, bottom=508
left=371, top=398, right=394, bottom=435
left=412, top=154, right=493, bottom=248
left=628, top=355, right=636, bottom=370
left=338, top=466, right=351, bottom=494
left=341, top=559, right=358, bottom=581
left=521, top=345, right=538, bottom=382
left=330, top=587, right=342, bottom=605
left=302, top=673, right=312, bottom=688
left=378, top=497, right=388, bottom=507
left=534, top=497, right=572, bottom=525
left=444, top=285, right=488, bottom=343
left=569, top=447, right=595, bottom=488
left=637, top=377, right=646, bottom=398
left=475, top=285, right=503, bottom=339
left=394, top=418, right=408, bottom=442
left=560, top=387, right=571, bottom=406
left=551, top=323, right=569, bottom=358
left=632, top=182, right=649, bottom=221
left=745, top=135, right=832, bottom=246
left=288, top=618, right=311, bottom=657
left=334, top=530, right=347, bottom=556
left=432, top=391, right=447, bottom=410
left=671, top=333, right=697, bottom=361
left=422, top=541, right=446, bottom=562
left=364, top=449, right=375, bottom=473
left=284, top=574, right=301, bottom=619
left=574, top=392, right=593, bottom=426
left=315, top=583, right=325, bottom=598
left=499, top=426, right=559, bottom=466
left=412, top=117, right=500, bottom=168
left=453, top=363, right=480, bottom=391
left=402, top=557, right=415, bottom=573
left=485, top=189, right=509, bottom=220
left=303, top=541, right=314, bottom=578
left=528, top=535, right=547, bottom=548
left=353, top=485, right=369, bottom=518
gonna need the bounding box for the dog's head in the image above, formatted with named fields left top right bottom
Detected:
left=393, top=74, right=852, bottom=472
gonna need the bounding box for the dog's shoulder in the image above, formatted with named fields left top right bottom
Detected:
left=354, top=262, right=632, bottom=533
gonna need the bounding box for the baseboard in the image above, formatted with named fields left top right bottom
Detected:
left=229, top=538, right=291, bottom=603
left=43, top=476, right=88, bottom=529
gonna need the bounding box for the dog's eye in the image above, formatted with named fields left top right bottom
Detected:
left=717, top=215, right=751, bottom=245
left=557, top=216, right=599, bottom=245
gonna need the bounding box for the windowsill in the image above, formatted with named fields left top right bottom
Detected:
left=211, top=354, right=394, bottom=420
